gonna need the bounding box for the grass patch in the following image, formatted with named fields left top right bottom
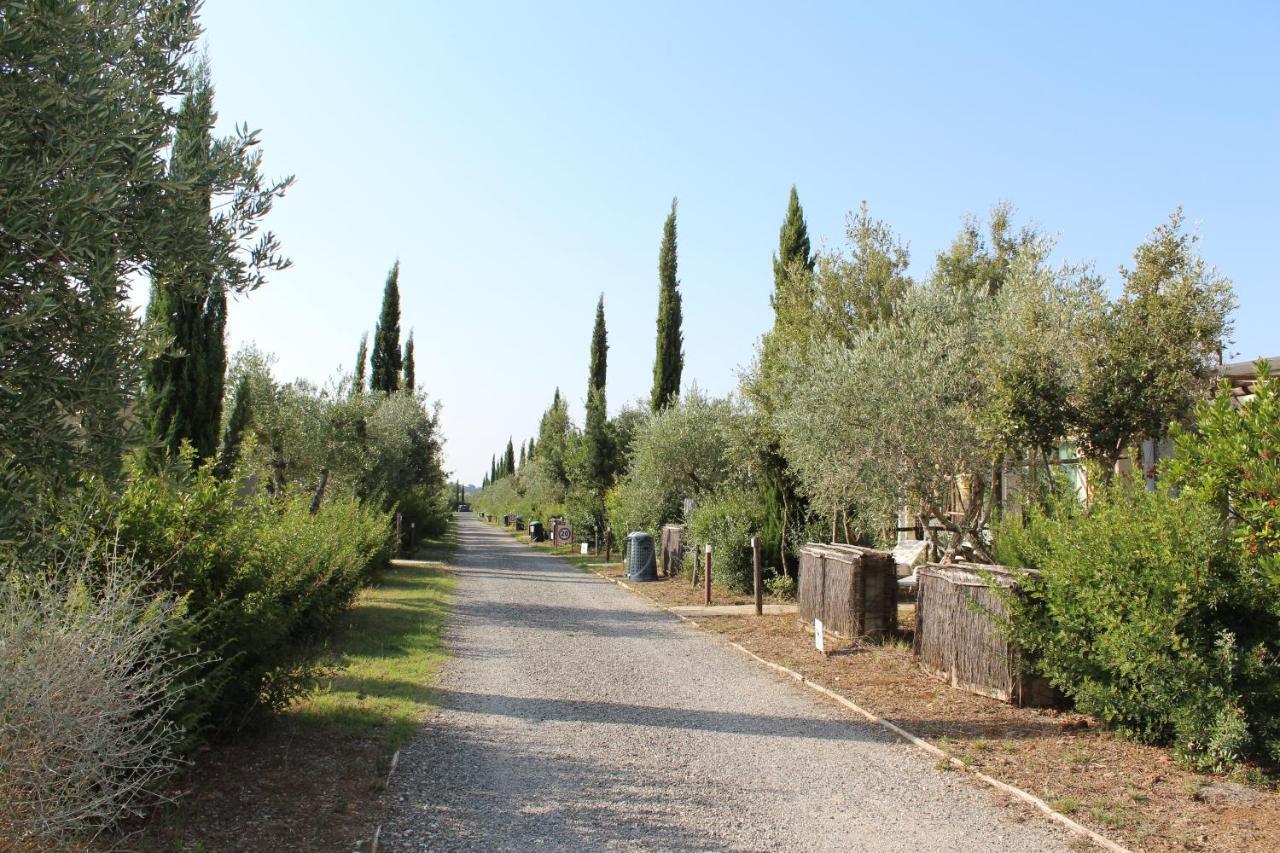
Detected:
left=125, top=526, right=458, bottom=851
left=288, top=529, right=457, bottom=751
left=1048, top=795, right=1081, bottom=815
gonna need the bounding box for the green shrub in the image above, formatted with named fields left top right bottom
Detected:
left=63, top=459, right=393, bottom=740
left=688, top=485, right=767, bottom=593
left=1007, top=479, right=1280, bottom=770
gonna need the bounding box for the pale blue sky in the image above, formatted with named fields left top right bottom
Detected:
left=191, top=1, right=1279, bottom=485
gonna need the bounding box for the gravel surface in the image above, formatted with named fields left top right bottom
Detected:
left=380, top=517, right=1070, bottom=852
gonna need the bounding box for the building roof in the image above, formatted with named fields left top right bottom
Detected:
left=1216, top=356, right=1280, bottom=407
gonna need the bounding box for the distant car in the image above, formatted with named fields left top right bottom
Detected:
left=457, top=503, right=471, bottom=512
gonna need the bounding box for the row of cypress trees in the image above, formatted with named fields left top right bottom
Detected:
left=484, top=197, right=686, bottom=492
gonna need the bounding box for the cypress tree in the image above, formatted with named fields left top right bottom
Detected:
left=143, top=62, right=226, bottom=462
left=772, top=185, right=815, bottom=295
left=370, top=261, right=402, bottom=393
left=589, top=294, right=608, bottom=395
left=585, top=295, right=613, bottom=487
left=504, top=438, right=516, bottom=477
left=650, top=198, right=683, bottom=412
left=490, top=454, right=497, bottom=483
left=215, top=374, right=252, bottom=478
left=402, top=331, right=415, bottom=392
left=528, top=437, right=536, bottom=460
left=352, top=332, right=368, bottom=395
left=519, top=441, right=526, bottom=467
left=761, top=186, right=816, bottom=578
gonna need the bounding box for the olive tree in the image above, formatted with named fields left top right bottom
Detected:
left=610, top=389, right=740, bottom=534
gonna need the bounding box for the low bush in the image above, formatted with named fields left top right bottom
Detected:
left=688, top=484, right=767, bottom=593
left=1006, top=482, right=1280, bottom=769
left=0, top=549, right=186, bottom=843
left=66, top=458, right=393, bottom=741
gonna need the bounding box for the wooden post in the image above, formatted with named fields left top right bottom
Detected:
left=703, top=544, right=712, bottom=606
left=751, top=535, right=762, bottom=616
left=605, top=527, right=612, bottom=563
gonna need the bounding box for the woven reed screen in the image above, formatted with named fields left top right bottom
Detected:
left=798, top=543, right=897, bottom=642
left=913, top=562, right=1052, bottom=705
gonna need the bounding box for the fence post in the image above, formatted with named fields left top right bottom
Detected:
left=751, top=535, right=762, bottom=616
left=704, top=544, right=712, bottom=606
left=605, top=527, right=612, bottom=563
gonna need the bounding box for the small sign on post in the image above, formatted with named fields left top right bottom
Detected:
left=814, top=617, right=825, bottom=654
left=555, top=523, right=573, bottom=548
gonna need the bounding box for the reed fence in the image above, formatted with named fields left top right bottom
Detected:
left=798, top=543, right=897, bottom=643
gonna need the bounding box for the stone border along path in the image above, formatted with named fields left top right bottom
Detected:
left=378, top=516, right=1078, bottom=852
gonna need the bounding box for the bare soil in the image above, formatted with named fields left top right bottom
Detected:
left=114, top=723, right=386, bottom=852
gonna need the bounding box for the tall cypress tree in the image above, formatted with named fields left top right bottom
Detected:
left=760, top=186, right=816, bottom=577
left=490, top=454, right=497, bottom=484
left=352, top=332, right=368, bottom=395
left=504, top=438, right=516, bottom=477
left=370, top=261, right=402, bottom=393
left=519, top=441, right=527, bottom=467
left=143, top=62, right=226, bottom=462
left=585, top=295, right=612, bottom=487
left=650, top=198, right=683, bottom=412
left=589, top=294, right=608, bottom=395
left=772, top=185, right=815, bottom=300
left=402, top=331, right=415, bottom=391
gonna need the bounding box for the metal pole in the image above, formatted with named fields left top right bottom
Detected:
left=703, top=544, right=712, bottom=606
left=752, top=535, right=762, bottom=616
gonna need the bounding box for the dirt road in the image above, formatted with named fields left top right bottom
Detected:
left=379, top=516, right=1067, bottom=851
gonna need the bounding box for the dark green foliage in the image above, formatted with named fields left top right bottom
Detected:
left=215, top=375, right=252, bottom=478
left=143, top=66, right=225, bottom=464
left=49, top=461, right=393, bottom=741
left=519, top=442, right=527, bottom=467
left=370, top=262, right=402, bottom=393
left=688, top=484, right=769, bottom=593
left=537, top=389, right=572, bottom=490
left=1004, top=479, right=1280, bottom=770
left=1002, top=376, right=1280, bottom=771
left=402, top=332, right=416, bottom=392
left=772, top=185, right=814, bottom=294
left=353, top=332, right=368, bottom=395
left=504, top=438, right=516, bottom=477
left=589, top=294, right=608, bottom=395
left=585, top=295, right=613, bottom=488
left=650, top=198, right=683, bottom=412
left=1166, top=363, right=1280, bottom=565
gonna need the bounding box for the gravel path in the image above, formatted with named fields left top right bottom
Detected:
left=380, top=517, right=1069, bottom=852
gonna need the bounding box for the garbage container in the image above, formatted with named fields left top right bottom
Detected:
left=529, top=521, right=545, bottom=542
left=515, top=516, right=525, bottom=531
left=626, top=532, right=657, bottom=581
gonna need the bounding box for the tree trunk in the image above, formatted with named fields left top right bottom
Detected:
left=309, top=467, right=329, bottom=515
left=779, top=483, right=791, bottom=578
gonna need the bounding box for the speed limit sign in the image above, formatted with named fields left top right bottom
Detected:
left=555, top=523, right=573, bottom=545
